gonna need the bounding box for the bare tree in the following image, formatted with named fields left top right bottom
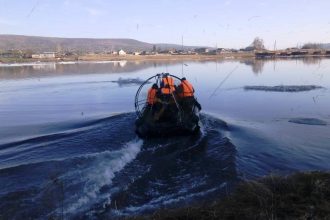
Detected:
left=250, top=37, right=265, bottom=50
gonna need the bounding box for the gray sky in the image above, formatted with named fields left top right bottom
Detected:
left=0, top=0, right=329, bottom=49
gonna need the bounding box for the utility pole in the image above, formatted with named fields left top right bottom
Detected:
left=181, top=35, right=184, bottom=77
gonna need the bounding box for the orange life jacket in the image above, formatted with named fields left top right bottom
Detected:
left=161, top=76, right=175, bottom=95
left=147, top=88, right=157, bottom=104
left=179, top=80, right=194, bottom=97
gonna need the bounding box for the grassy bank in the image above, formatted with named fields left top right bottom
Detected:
left=1, top=53, right=329, bottom=64
left=0, top=53, right=254, bottom=64
left=128, top=171, right=330, bottom=220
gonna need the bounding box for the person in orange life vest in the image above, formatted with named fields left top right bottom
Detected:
left=141, top=83, right=161, bottom=121
left=160, top=75, right=176, bottom=97
left=156, top=75, right=177, bottom=121
left=177, top=77, right=201, bottom=111
left=177, top=77, right=194, bottom=98
left=146, top=83, right=159, bottom=107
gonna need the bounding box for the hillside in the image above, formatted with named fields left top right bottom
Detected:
left=0, top=35, right=197, bottom=53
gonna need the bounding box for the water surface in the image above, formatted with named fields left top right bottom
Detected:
left=0, top=58, right=329, bottom=218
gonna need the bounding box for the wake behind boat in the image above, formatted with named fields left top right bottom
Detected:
left=134, top=73, right=202, bottom=138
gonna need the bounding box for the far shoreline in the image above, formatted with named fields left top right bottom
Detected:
left=1, top=53, right=330, bottom=65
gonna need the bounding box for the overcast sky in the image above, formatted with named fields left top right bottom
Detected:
left=0, top=0, right=329, bottom=49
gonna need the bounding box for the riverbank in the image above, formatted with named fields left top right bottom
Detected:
left=1, top=53, right=330, bottom=65
left=127, top=171, right=330, bottom=220
left=0, top=53, right=253, bottom=64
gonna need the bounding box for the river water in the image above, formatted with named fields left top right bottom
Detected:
left=0, top=58, right=329, bottom=219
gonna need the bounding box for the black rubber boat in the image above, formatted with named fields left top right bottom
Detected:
left=134, top=73, right=201, bottom=138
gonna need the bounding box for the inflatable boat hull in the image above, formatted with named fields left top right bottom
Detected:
left=135, top=116, right=200, bottom=138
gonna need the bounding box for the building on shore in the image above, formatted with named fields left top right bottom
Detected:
left=194, top=48, right=209, bottom=54
left=207, top=50, right=217, bottom=55
left=255, top=51, right=276, bottom=58
left=240, top=46, right=255, bottom=52
left=290, top=50, right=308, bottom=56
left=118, top=49, right=126, bottom=56
left=32, top=52, right=56, bottom=59
left=217, top=48, right=237, bottom=54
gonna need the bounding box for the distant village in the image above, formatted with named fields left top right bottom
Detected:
left=1, top=38, right=330, bottom=62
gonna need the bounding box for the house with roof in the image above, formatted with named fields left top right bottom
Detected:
left=118, top=49, right=126, bottom=56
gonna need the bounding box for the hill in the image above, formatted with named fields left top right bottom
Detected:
left=0, top=35, right=198, bottom=53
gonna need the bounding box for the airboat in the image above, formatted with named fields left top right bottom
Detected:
left=134, top=73, right=201, bottom=138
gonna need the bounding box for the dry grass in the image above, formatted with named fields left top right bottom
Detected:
left=0, top=53, right=255, bottom=64
left=127, top=171, right=330, bottom=220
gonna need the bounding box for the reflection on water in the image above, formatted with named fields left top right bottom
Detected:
left=1, top=60, right=215, bottom=80
left=301, top=57, right=323, bottom=65
left=0, top=61, right=143, bottom=80
left=1, top=57, right=328, bottom=81
left=240, top=59, right=265, bottom=74
left=239, top=57, right=325, bottom=75
left=32, top=63, right=57, bottom=71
